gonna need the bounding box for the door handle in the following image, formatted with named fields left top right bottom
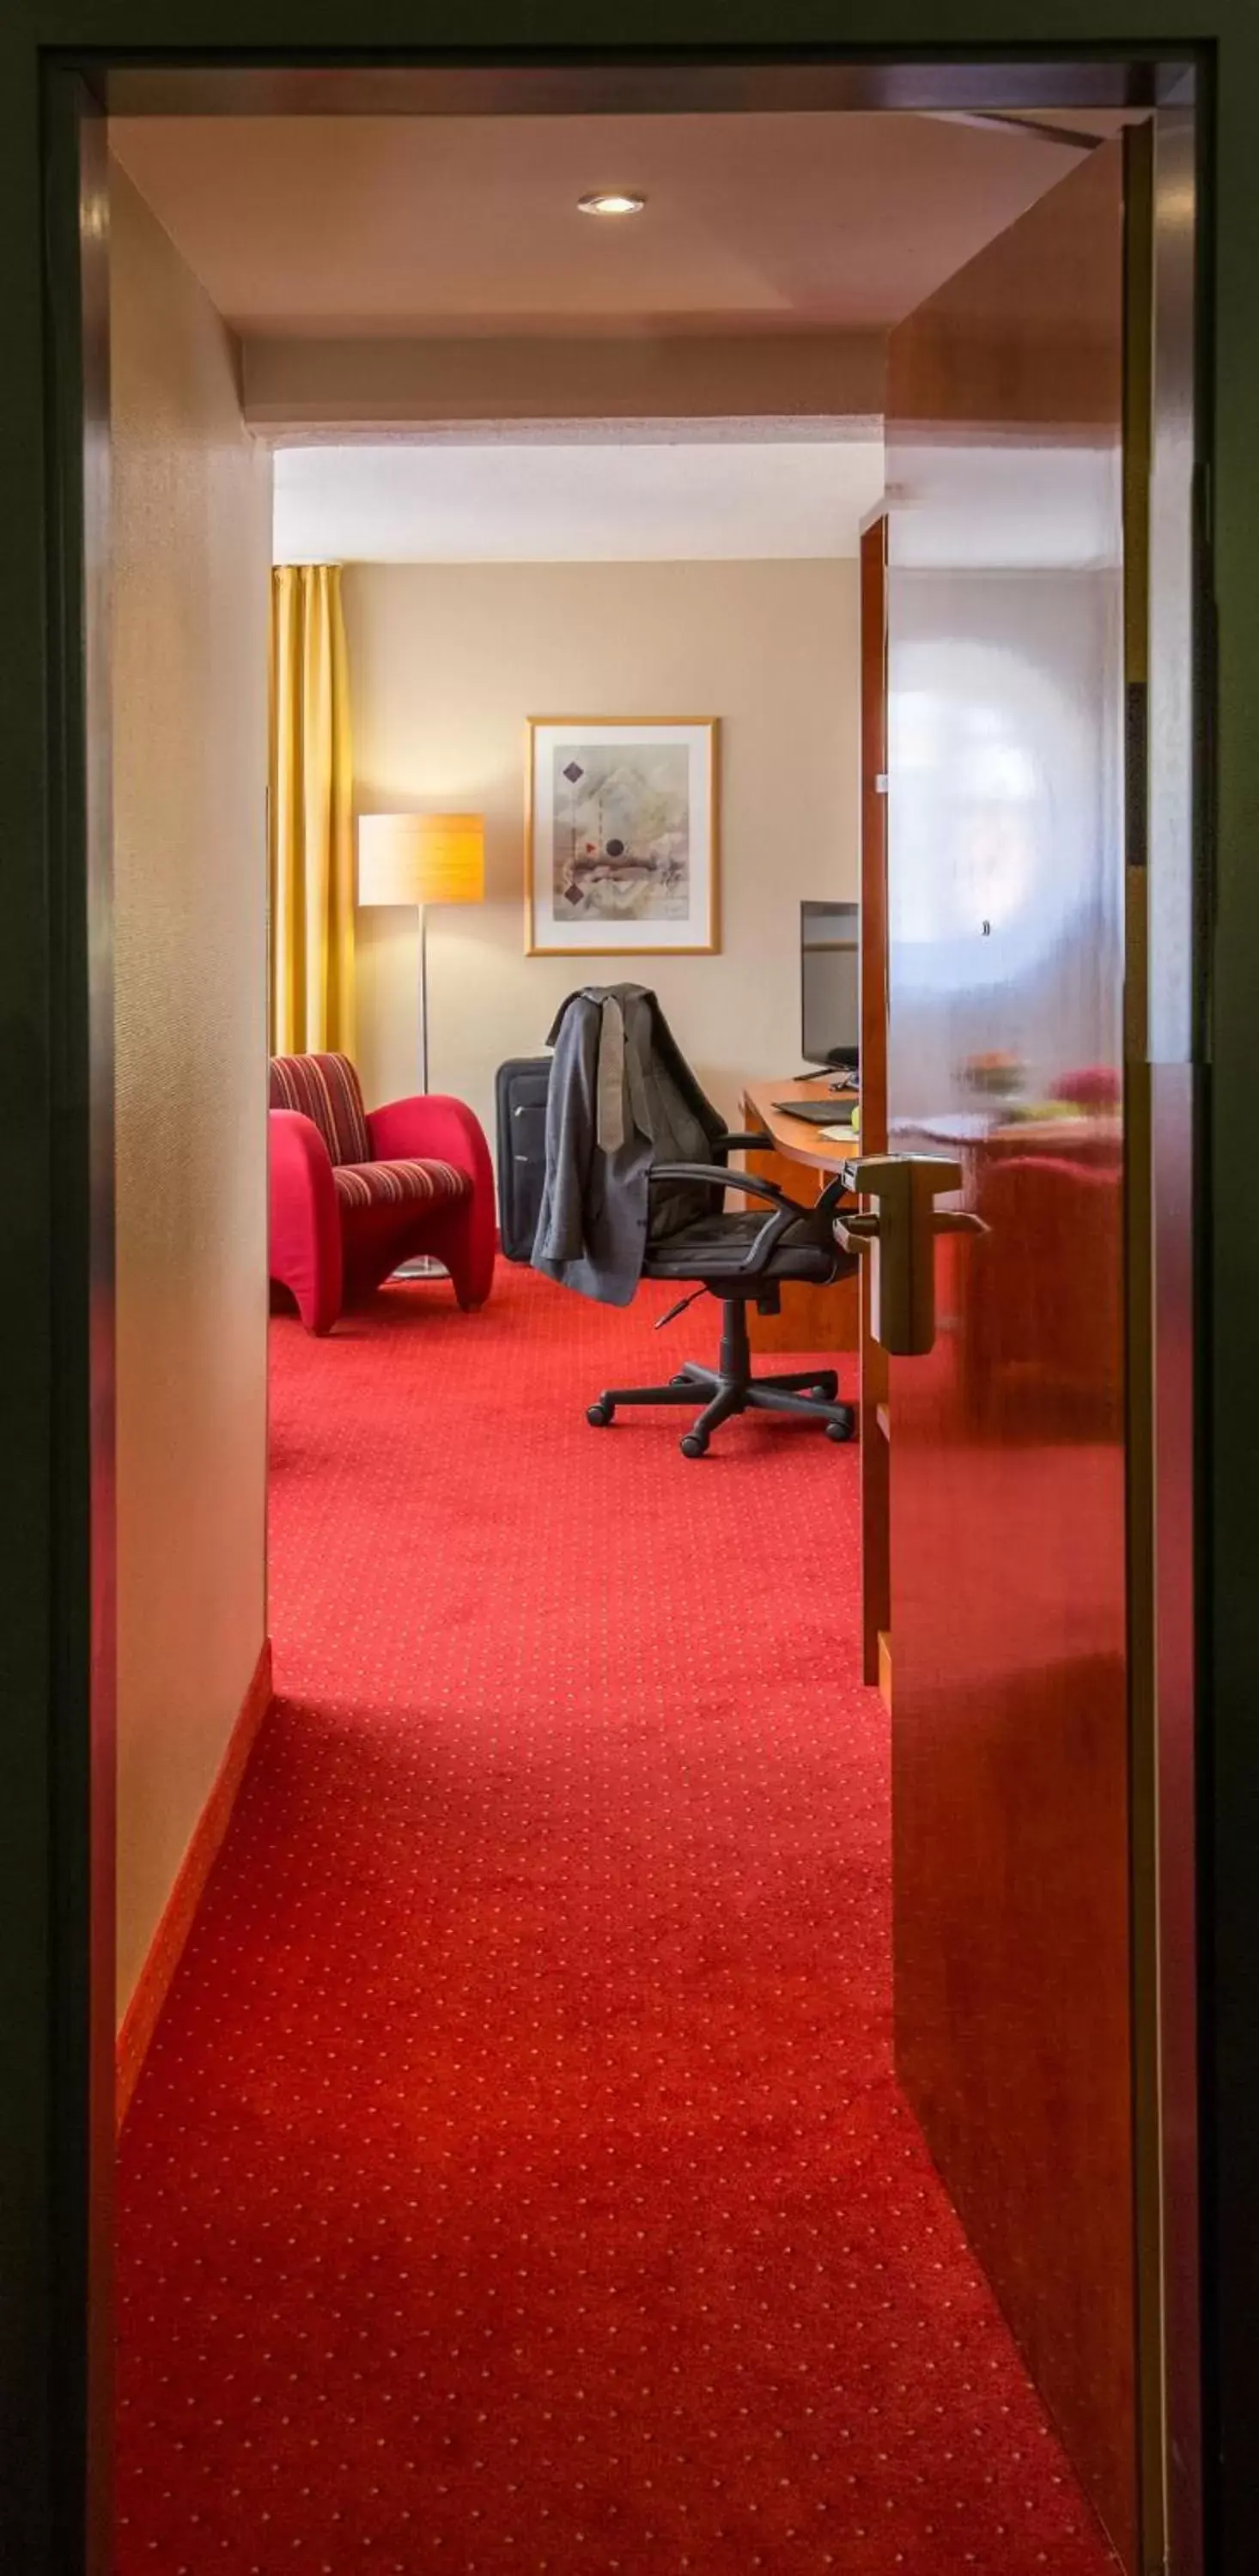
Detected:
left=835, top=1155, right=985, bottom=1355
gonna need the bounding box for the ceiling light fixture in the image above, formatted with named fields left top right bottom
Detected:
left=577, top=191, right=646, bottom=217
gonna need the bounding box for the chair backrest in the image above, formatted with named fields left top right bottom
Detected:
left=544, top=984, right=723, bottom=1251
left=269, top=1053, right=370, bottom=1167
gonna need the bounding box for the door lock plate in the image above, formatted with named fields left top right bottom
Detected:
left=836, top=1154, right=983, bottom=1354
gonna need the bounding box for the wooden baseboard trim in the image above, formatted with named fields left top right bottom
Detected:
left=116, top=1637, right=274, bottom=2132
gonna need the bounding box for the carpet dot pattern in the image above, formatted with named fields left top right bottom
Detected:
left=117, top=1261, right=1117, bottom=2572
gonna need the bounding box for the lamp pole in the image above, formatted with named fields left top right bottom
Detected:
left=402, top=903, right=436, bottom=1275
left=417, top=901, right=429, bottom=1095
left=356, top=811, right=486, bottom=1271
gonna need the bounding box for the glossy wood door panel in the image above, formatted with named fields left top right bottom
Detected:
left=885, top=144, right=1136, bottom=2567
left=859, top=515, right=891, bottom=1686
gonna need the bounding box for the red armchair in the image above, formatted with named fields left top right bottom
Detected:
left=269, top=1053, right=495, bottom=1334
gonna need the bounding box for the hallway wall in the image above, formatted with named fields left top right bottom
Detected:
left=342, top=556, right=858, bottom=1139
left=110, top=161, right=273, bottom=2019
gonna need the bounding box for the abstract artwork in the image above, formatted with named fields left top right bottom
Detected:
left=526, top=719, right=719, bottom=955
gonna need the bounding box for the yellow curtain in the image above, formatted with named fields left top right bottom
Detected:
left=269, top=564, right=356, bottom=1055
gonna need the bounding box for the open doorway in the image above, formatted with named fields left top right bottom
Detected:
left=54, top=52, right=1201, bottom=2576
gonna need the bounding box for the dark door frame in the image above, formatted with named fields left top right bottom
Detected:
left=4, top=18, right=1247, bottom=2574
left=40, top=76, right=115, bottom=2576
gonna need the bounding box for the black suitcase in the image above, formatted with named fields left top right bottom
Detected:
left=495, top=1056, right=551, bottom=1262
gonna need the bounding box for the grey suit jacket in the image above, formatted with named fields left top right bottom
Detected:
left=531, top=985, right=723, bottom=1305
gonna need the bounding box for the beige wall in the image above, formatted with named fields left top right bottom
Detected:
left=343, top=558, right=858, bottom=1141
left=110, top=163, right=273, bottom=2019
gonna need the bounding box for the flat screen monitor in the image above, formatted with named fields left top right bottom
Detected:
left=801, top=901, right=860, bottom=1069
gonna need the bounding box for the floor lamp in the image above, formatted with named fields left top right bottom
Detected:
left=357, top=809, right=486, bottom=1273
left=357, top=810, right=485, bottom=1094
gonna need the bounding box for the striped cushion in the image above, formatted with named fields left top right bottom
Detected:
left=332, top=1157, right=471, bottom=1213
left=269, top=1054, right=370, bottom=1167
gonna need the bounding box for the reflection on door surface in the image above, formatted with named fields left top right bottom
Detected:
left=884, top=143, right=1135, bottom=2568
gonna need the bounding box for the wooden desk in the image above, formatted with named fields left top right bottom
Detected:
left=742, top=1076, right=861, bottom=1175
left=738, top=1078, right=861, bottom=1355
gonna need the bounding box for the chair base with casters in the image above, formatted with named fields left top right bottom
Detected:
left=587, top=1289, right=855, bottom=1457
left=585, top=1147, right=858, bottom=1458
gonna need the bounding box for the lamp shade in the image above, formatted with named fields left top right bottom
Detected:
left=357, top=811, right=484, bottom=908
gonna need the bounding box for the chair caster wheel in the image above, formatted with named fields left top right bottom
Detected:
left=812, top=1373, right=839, bottom=1401
left=587, top=1400, right=615, bottom=1427
left=825, top=1418, right=854, bottom=1443
left=680, top=1430, right=709, bottom=1459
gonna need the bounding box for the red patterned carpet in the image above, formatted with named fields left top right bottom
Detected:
left=117, top=1260, right=1116, bottom=2573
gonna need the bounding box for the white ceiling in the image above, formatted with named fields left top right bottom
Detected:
left=272, top=437, right=887, bottom=564
left=110, top=110, right=1098, bottom=340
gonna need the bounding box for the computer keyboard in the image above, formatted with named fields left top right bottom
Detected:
left=772, top=1098, right=859, bottom=1127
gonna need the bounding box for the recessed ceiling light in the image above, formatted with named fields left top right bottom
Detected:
left=577, top=191, right=646, bottom=217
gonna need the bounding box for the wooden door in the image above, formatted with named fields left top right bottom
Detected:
left=884, top=144, right=1137, bottom=2567
left=858, top=513, right=891, bottom=1686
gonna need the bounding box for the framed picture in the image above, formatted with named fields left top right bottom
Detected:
left=526, top=717, right=721, bottom=957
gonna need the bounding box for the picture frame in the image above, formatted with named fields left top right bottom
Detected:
left=525, top=716, right=721, bottom=957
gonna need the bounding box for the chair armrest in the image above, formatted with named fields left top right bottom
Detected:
left=270, top=1106, right=337, bottom=1203
left=650, top=1160, right=858, bottom=1286
left=712, top=1130, right=775, bottom=1155
left=649, top=1161, right=821, bottom=1274
left=368, top=1091, right=492, bottom=1188
left=814, top=1172, right=855, bottom=1219
left=268, top=1109, right=342, bottom=1333
left=368, top=1093, right=496, bottom=1307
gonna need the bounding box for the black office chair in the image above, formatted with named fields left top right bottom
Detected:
left=587, top=1136, right=858, bottom=1457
